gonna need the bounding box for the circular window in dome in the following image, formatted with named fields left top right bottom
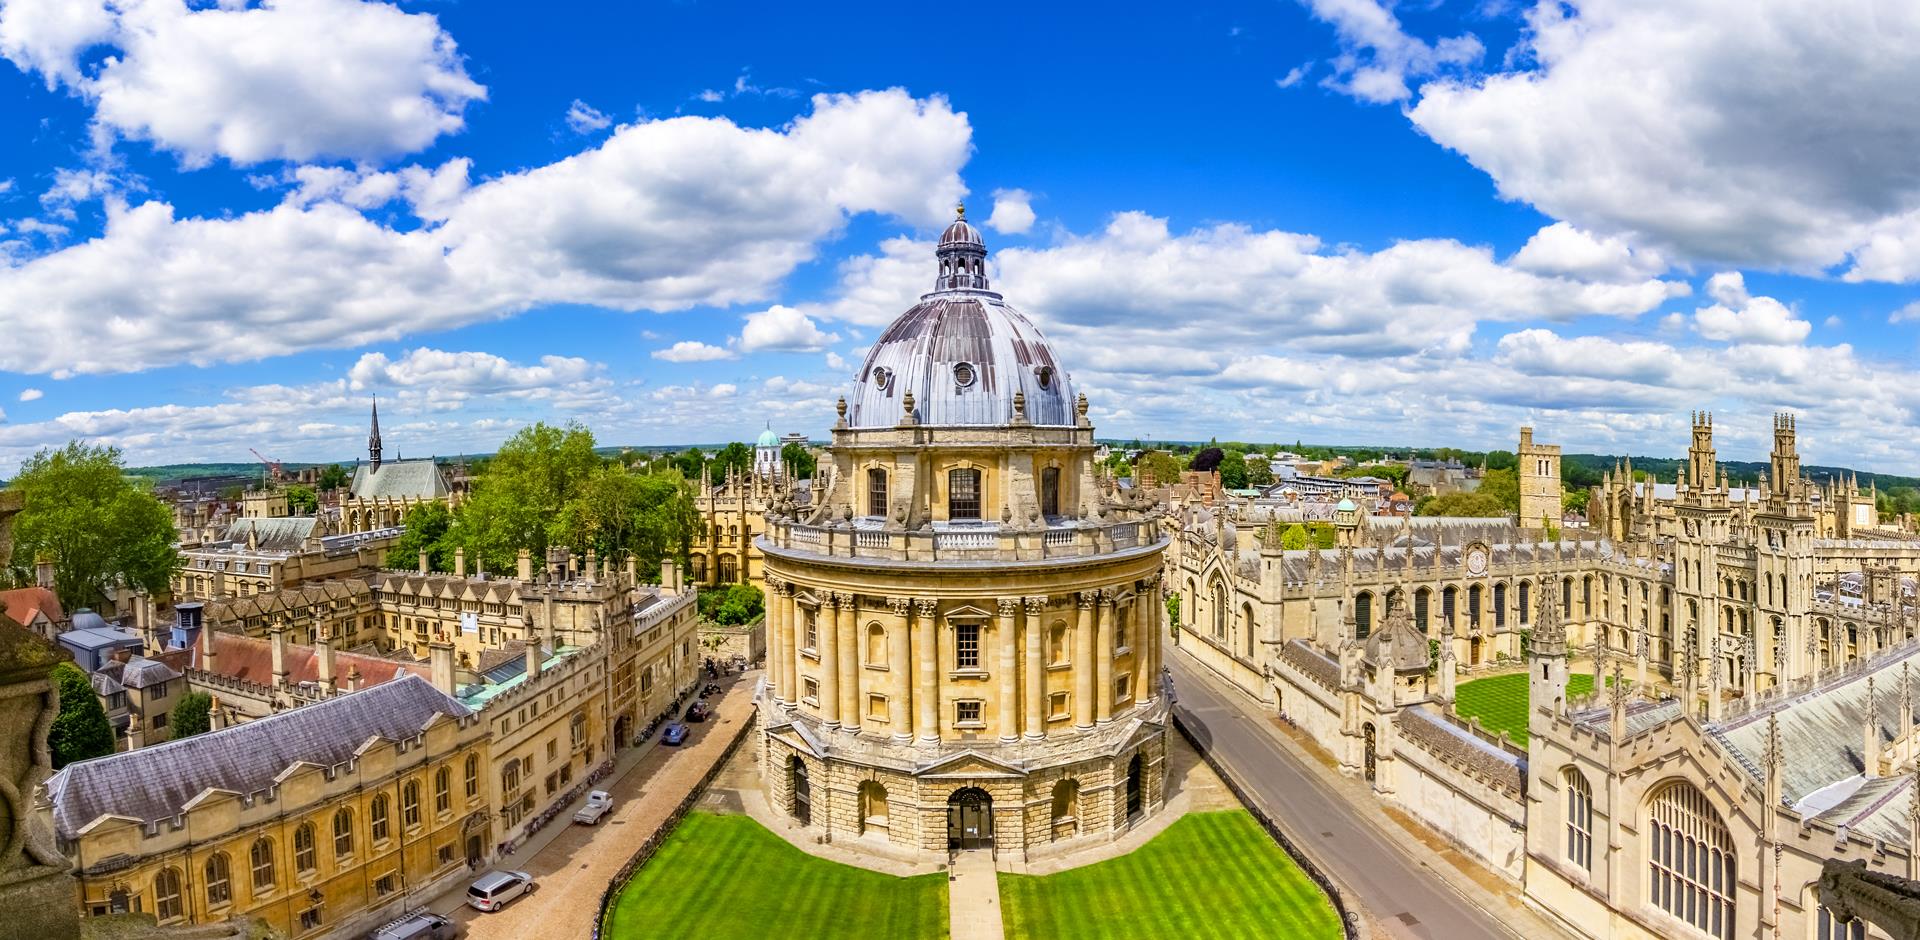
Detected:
left=871, top=366, right=893, bottom=390
left=953, top=362, right=976, bottom=388
left=1035, top=365, right=1053, bottom=389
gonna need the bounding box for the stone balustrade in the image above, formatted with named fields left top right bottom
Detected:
left=762, top=516, right=1161, bottom=564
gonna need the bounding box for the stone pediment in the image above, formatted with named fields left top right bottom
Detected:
left=941, top=604, right=994, bottom=621
left=767, top=719, right=826, bottom=759
left=917, top=749, right=1026, bottom=778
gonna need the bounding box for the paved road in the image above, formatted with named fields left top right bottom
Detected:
left=1168, top=651, right=1522, bottom=940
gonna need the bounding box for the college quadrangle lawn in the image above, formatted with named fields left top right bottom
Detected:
left=603, top=812, right=949, bottom=939
left=998, top=811, right=1344, bottom=940
left=1453, top=671, right=1606, bottom=743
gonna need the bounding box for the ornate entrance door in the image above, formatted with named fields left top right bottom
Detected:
left=792, top=757, right=811, bottom=825
left=947, top=788, right=994, bottom=850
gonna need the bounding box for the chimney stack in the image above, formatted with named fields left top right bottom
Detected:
left=517, top=548, right=532, bottom=581
left=455, top=547, right=467, bottom=578
left=34, top=557, right=53, bottom=590
left=429, top=636, right=456, bottom=697
left=270, top=621, right=289, bottom=688
left=625, top=553, right=637, bottom=584
left=419, top=550, right=429, bottom=574
left=660, top=559, right=674, bottom=594
left=316, top=629, right=336, bottom=691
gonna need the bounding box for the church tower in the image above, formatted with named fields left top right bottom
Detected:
left=368, top=397, right=383, bottom=473
left=1517, top=426, right=1562, bottom=531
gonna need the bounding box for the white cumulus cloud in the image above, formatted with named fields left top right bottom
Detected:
left=986, top=188, right=1035, bottom=235
left=1690, top=272, right=1811, bottom=345
left=651, top=341, right=735, bottom=363
left=17, top=387, right=42, bottom=401
left=565, top=99, right=612, bottom=134
left=737, top=304, right=839, bottom=353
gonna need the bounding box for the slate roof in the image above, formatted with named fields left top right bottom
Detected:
left=349, top=458, right=451, bottom=500
left=94, top=655, right=181, bottom=690
left=44, top=674, right=470, bottom=840
left=221, top=517, right=320, bottom=553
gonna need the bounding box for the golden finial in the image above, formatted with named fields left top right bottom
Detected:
left=955, top=203, right=965, bottom=219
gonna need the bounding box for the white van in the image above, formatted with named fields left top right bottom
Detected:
left=466, top=870, right=534, bottom=913
left=368, top=910, right=456, bottom=940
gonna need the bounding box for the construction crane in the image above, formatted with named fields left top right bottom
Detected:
left=249, top=447, right=285, bottom=484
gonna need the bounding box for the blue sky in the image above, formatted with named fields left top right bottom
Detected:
left=2, top=0, right=1919, bottom=474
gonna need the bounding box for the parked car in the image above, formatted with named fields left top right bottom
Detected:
left=368, top=911, right=455, bottom=940
left=466, top=870, right=534, bottom=913
left=574, top=790, right=614, bottom=825
left=661, top=721, right=689, bottom=745
left=685, top=700, right=712, bottom=722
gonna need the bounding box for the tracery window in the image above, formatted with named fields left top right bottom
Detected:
left=1815, top=904, right=1867, bottom=940
left=371, top=793, right=391, bottom=842
left=293, top=823, right=316, bottom=874
left=1647, top=781, right=1734, bottom=940
left=154, top=867, right=183, bottom=922
left=333, top=807, right=354, bottom=858
left=204, top=853, right=232, bottom=907
left=403, top=778, right=422, bottom=828
left=1355, top=592, right=1373, bottom=639
left=1563, top=769, right=1592, bottom=872
left=249, top=837, right=276, bottom=891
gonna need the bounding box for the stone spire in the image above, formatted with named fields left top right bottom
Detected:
left=1530, top=584, right=1569, bottom=719
left=368, top=396, right=383, bottom=473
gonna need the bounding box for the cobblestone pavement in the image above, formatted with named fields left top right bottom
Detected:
left=422, top=671, right=760, bottom=940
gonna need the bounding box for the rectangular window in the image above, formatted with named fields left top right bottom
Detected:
left=867, top=468, right=888, bottom=517
left=804, top=610, right=818, bottom=650
left=867, top=694, right=887, bottom=722
left=955, top=622, right=981, bottom=670
left=1048, top=691, right=1071, bottom=720
left=803, top=677, right=819, bottom=704
left=374, top=874, right=396, bottom=897
left=1115, top=674, right=1132, bottom=703
left=1040, top=466, right=1061, bottom=517
left=300, top=909, right=323, bottom=931
left=955, top=700, right=983, bottom=727
left=948, top=468, right=981, bottom=520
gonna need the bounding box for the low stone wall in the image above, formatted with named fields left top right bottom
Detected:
left=1387, top=708, right=1527, bottom=881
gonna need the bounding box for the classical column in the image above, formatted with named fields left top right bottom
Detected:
left=1075, top=591, right=1097, bottom=729
left=818, top=595, right=840, bottom=729
left=1095, top=591, right=1115, bottom=723
left=998, top=598, right=1020, bottom=742
left=888, top=597, right=912, bottom=742
left=837, top=593, right=861, bottom=733
left=765, top=578, right=785, bottom=702
left=1023, top=595, right=1046, bottom=738
left=915, top=598, right=940, bottom=743
left=1134, top=585, right=1154, bottom=707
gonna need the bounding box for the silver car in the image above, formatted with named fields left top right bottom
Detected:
left=466, top=870, right=533, bottom=913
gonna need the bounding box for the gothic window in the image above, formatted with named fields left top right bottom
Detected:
left=691, top=555, right=707, bottom=581
left=1468, top=585, right=1482, bottom=626
left=1414, top=589, right=1430, bottom=633
left=333, top=807, right=354, bottom=858
left=1213, top=582, right=1229, bottom=640
left=371, top=793, right=391, bottom=842
left=1519, top=581, right=1532, bottom=623
left=867, top=622, right=887, bottom=667
left=204, top=853, right=232, bottom=907
left=719, top=555, right=738, bottom=582
left=465, top=754, right=480, bottom=800
left=955, top=622, right=981, bottom=669
left=154, top=867, right=183, bottom=922
left=1355, top=592, right=1373, bottom=639
left=948, top=468, right=982, bottom=520
left=435, top=766, right=452, bottom=814
left=249, top=837, right=276, bottom=891
left=1442, top=586, right=1457, bottom=626
left=1564, top=769, right=1592, bottom=872
left=293, top=822, right=316, bottom=874
left=1647, top=780, right=1735, bottom=940
left=1493, top=583, right=1507, bottom=628
left=403, top=778, right=422, bottom=828
left=1562, top=577, right=1573, bottom=616
left=1041, top=466, right=1061, bottom=517
left=867, top=468, right=888, bottom=517
left=1583, top=577, right=1593, bottom=616
left=1815, top=905, right=1867, bottom=940
left=1241, top=603, right=1256, bottom=657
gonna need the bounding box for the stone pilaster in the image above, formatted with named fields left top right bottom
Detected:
left=1095, top=591, right=1115, bottom=723
left=998, top=598, right=1020, bottom=741
left=1023, top=595, right=1047, bottom=738
left=915, top=598, right=939, bottom=743
left=837, top=593, right=861, bottom=733
left=1075, top=591, right=1097, bottom=729
left=888, top=597, right=912, bottom=742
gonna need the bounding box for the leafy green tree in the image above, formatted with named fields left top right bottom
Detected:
left=672, top=447, right=707, bottom=479
left=1136, top=451, right=1184, bottom=485
left=1218, top=453, right=1249, bottom=489
left=1417, top=491, right=1509, bottom=517
left=50, top=661, right=114, bottom=767
left=1280, top=524, right=1308, bottom=549
left=1245, top=454, right=1275, bottom=488
left=553, top=464, right=698, bottom=578
left=1165, top=593, right=1181, bottom=632
left=387, top=502, right=456, bottom=570
left=1482, top=450, right=1517, bottom=471
left=284, top=485, right=318, bottom=515
left=447, top=422, right=602, bottom=572
left=1562, top=489, right=1591, bottom=514
left=168, top=691, right=213, bottom=740
left=1338, top=463, right=1411, bottom=486
left=698, top=584, right=765, bottom=625
left=711, top=442, right=754, bottom=480
left=7, top=442, right=179, bottom=612
left=1478, top=468, right=1520, bottom=514
left=780, top=442, right=818, bottom=480
left=1104, top=451, right=1133, bottom=478
left=317, top=463, right=351, bottom=491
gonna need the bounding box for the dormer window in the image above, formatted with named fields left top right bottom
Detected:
left=953, top=362, right=976, bottom=388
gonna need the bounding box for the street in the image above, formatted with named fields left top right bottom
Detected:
left=1168, top=650, right=1527, bottom=940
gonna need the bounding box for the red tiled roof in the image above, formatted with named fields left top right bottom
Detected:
left=1, top=587, right=63, bottom=626
left=194, top=631, right=428, bottom=688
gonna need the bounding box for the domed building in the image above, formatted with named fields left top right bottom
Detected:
left=757, top=209, right=1170, bottom=857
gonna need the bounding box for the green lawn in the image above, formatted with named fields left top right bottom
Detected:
left=998, top=811, right=1343, bottom=940
left=1453, top=672, right=1605, bottom=743
left=604, top=812, right=949, bottom=939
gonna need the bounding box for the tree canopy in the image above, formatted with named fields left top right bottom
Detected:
left=169, top=691, right=214, bottom=740
left=317, top=463, right=350, bottom=490
left=1416, top=491, right=1510, bottom=518
left=387, top=502, right=456, bottom=571
left=1477, top=468, right=1520, bottom=514
left=7, top=442, right=179, bottom=612
left=1189, top=447, right=1225, bottom=472
left=284, top=485, right=318, bottom=515
left=781, top=442, right=818, bottom=480
left=50, top=661, right=114, bottom=767
left=447, top=422, right=602, bottom=572
left=699, top=583, right=765, bottom=625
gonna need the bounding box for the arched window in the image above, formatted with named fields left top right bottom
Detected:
left=1647, top=780, right=1735, bottom=939
left=154, top=867, right=183, bottom=922
left=718, top=555, right=738, bottom=583
left=435, top=766, right=452, bottom=814
left=1041, top=466, right=1061, bottom=518
left=1814, top=904, right=1867, bottom=940
left=1414, top=588, right=1430, bottom=633
left=293, top=822, right=316, bottom=874
left=1442, top=586, right=1457, bottom=627
left=1468, top=584, right=1482, bottom=626
left=1241, top=603, right=1256, bottom=657
left=1211, top=581, right=1228, bottom=639
left=1049, top=621, right=1069, bottom=664
left=333, top=807, right=354, bottom=858
left=204, top=852, right=232, bottom=907
left=1563, top=769, right=1592, bottom=871
left=1355, top=592, right=1373, bottom=639
left=690, top=555, right=707, bottom=581
left=1519, top=581, right=1532, bottom=623
left=867, top=468, right=888, bottom=517
left=948, top=467, right=982, bottom=520
left=465, top=753, right=480, bottom=800
left=866, top=623, right=887, bottom=667
left=402, top=779, right=422, bottom=828
left=1051, top=779, right=1081, bottom=838
left=371, top=793, right=391, bottom=842
left=249, top=837, right=276, bottom=891
left=1493, top=583, right=1507, bottom=627
left=501, top=759, right=522, bottom=794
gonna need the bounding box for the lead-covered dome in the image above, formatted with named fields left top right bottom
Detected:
left=846, top=208, right=1076, bottom=429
